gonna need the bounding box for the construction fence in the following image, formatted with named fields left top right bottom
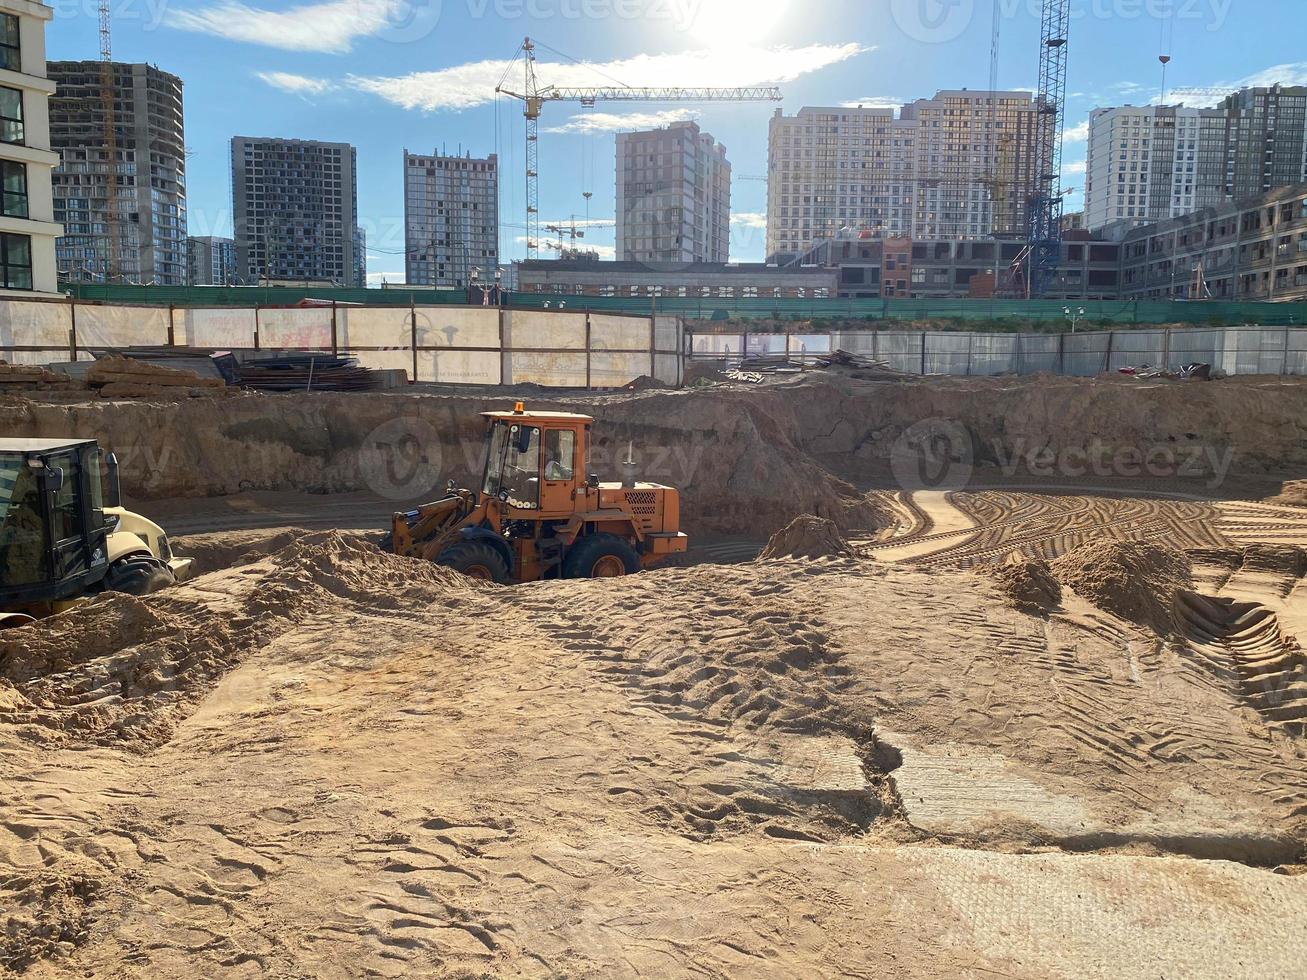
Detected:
left=0, top=299, right=683, bottom=388
left=60, top=284, right=1307, bottom=326
left=686, top=326, right=1307, bottom=378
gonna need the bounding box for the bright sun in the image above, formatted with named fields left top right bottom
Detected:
left=687, top=0, right=791, bottom=47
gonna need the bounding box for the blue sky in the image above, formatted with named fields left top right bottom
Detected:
left=47, top=0, right=1307, bottom=281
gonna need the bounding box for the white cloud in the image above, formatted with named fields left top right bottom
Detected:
left=169, top=0, right=413, bottom=54
left=256, top=71, right=335, bottom=96
left=1064, top=160, right=1087, bottom=175
left=839, top=96, right=902, bottom=110
left=1234, top=62, right=1307, bottom=89
left=1063, top=121, right=1089, bottom=143
left=731, top=212, right=768, bottom=229
left=545, top=110, right=700, bottom=134
left=351, top=43, right=869, bottom=113
left=366, top=271, right=405, bottom=286
left=1165, top=63, right=1307, bottom=107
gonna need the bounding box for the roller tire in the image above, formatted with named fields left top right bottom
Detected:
left=562, top=534, right=641, bottom=580
left=436, top=541, right=509, bottom=584
left=105, top=556, right=176, bottom=597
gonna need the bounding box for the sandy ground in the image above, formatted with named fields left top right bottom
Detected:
left=2, top=485, right=1306, bottom=977
left=3, top=372, right=1307, bottom=977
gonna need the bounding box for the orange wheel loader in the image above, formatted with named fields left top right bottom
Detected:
left=384, top=404, right=688, bottom=583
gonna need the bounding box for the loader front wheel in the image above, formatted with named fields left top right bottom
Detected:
left=105, top=556, right=176, bottom=597
left=436, top=541, right=509, bottom=584
left=563, top=534, right=641, bottom=580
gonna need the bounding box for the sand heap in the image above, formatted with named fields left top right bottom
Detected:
left=989, top=555, right=1063, bottom=615
left=758, top=515, right=857, bottom=561
left=171, top=527, right=380, bottom=575
left=1050, top=541, right=1193, bottom=633
left=0, top=532, right=475, bottom=748
left=1273, top=480, right=1307, bottom=508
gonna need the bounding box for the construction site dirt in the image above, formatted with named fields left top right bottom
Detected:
left=2, top=371, right=1306, bottom=978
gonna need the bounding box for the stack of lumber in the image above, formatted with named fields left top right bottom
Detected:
left=0, top=361, right=80, bottom=392
left=236, top=354, right=381, bottom=392
left=87, top=355, right=227, bottom=399
left=818, top=349, right=895, bottom=371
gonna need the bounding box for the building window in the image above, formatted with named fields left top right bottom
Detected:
left=0, top=15, right=17, bottom=73
left=0, top=13, right=18, bottom=73
left=0, top=86, right=22, bottom=144
left=0, top=232, right=32, bottom=289
left=1, top=160, right=26, bottom=218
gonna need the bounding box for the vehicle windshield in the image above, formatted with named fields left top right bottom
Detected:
left=480, top=421, right=540, bottom=509
left=0, top=453, right=50, bottom=587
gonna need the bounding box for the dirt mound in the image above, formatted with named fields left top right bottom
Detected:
left=988, top=555, right=1063, bottom=615
left=172, top=526, right=377, bottom=575
left=1271, top=481, right=1307, bottom=508
left=1051, top=542, right=1193, bottom=633
left=758, top=515, right=856, bottom=561
left=0, top=532, right=477, bottom=748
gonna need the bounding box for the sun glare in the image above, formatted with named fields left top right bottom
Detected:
left=687, top=0, right=791, bottom=47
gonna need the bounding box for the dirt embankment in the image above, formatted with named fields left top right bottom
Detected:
left=0, top=385, right=875, bottom=537
left=791, top=373, right=1307, bottom=478
left=3, top=373, right=1305, bottom=537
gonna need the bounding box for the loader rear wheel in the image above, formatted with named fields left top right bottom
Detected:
left=563, top=534, right=641, bottom=580
left=105, top=556, right=176, bottom=597
left=436, top=542, right=509, bottom=584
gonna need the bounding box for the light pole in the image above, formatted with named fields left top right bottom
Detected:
left=1064, top=306, right=1085, bottom=333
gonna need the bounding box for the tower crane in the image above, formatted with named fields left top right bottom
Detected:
left=495, top=37, right=782, bottom=260
left=98, top=0, right=121, bottom=282
left=1027, top=0, right=1072, bottom=297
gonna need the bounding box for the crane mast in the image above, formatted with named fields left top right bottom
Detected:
left=98, top=0, right=121, bottom=282
left=496, top=37, right=782, bottom=259
left=1028, top=0, right=1071, bottom=297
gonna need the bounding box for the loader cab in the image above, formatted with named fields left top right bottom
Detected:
left=479, top=406, right=592, bottom=518
left=0, top=439, right=119, bottom=609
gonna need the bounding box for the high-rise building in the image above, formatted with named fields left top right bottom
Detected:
left=186, top=235, right=234, bottom=285
left=1084, top=106, right=1228, bottom=232
left=403, top=149, right=498, bottom=287
left=49, top=61, right=186, bottom=285
left=899, top=91, right=1043, bottom=240
left=231, top=136, right=363, bottom=287
left=1083, top=86, right=1307, bottom=233
left=1220, top=86, right=1307, bottom=202
left=616, top=120, right=730, bottom=264
left=766, top=92, right=1043, bottom=256
left=0, top=1, right=62, bottom=294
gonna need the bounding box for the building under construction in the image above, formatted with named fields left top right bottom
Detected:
left=765, top=92, right=1044, bottom=257
left=48, top=61, right=186, bottom=286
